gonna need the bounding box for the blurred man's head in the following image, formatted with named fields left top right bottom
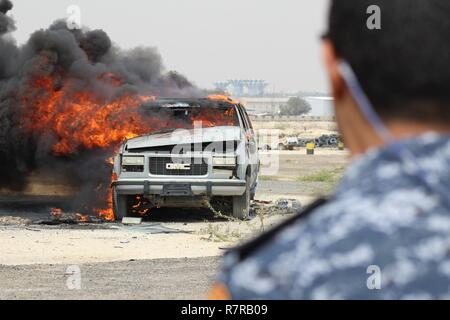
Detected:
left=322, top=0, right=450, bottom=155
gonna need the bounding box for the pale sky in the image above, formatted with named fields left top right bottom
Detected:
left=10, top=0, right=330, bottom=93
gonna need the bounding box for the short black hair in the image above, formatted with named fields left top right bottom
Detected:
left=327, top=0, right=450, bottom=123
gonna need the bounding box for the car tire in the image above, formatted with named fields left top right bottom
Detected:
left=232, top=178, right=250, bottom=220
left=250, top=182, right=257, bottom=201
left=112, top=187, right=128, bottom=222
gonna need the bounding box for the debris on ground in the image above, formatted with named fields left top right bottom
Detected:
left=253, top=200, right=273, bottom=205
left=251, top=199, right=302, bottom=217
left=277, top=134, right=343, bottom=149
left=112, top=223, right=191, bottom=235
left=275, top=199, right=302, bottom=213
left=199, top=223, right=243, bottom=243
left=121, top=217, right=143, bottom=225
left=35, top=214, right=103, bottom=226
left=0, top=216, right=32, bottom=226
left=313, top=134, right=342, bottom=148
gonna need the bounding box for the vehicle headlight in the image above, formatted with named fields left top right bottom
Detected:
left=122, top=156, right=145, bottom=166
left=212, top=156, right=236, bottom=167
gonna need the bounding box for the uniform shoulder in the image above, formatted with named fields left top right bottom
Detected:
left=224, top=198, right=329, bottom=266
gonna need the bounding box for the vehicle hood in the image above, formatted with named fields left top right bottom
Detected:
left=126, top=126, right=241, bottom=150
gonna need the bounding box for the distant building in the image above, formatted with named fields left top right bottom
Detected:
left=214, top=80, right=268, bottom=97
left=214, top=79, right=334, bottom=117
left=237, top=97, right=290, bottom=115
left=303, top=97, right=334, bottom=117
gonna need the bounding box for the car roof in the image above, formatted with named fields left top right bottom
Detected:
left=141, top=96, right=239, bottom=109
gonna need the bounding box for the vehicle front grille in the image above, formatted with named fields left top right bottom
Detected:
left=149, top=157, right=208, bottom=176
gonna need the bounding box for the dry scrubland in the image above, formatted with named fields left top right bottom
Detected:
left=253, top=119, right=339, bottom=138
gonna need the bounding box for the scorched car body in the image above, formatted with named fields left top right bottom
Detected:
left=111, top=98, right=260, bottom=220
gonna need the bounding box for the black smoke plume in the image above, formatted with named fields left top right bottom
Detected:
left=0, top=2, right=201, bottom=215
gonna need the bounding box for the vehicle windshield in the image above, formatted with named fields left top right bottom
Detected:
left=141, top=106, right=240, bottom=132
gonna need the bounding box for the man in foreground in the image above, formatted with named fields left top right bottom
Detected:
left=212, top=0, right=450, bottom=299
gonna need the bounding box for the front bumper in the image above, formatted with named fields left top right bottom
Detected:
left=112, top=179, right=246, bottom=197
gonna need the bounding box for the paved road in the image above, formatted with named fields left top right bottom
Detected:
left=0, top=257, right=220, bottom=300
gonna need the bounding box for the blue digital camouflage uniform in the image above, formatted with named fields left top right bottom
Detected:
left=218, top=133, right=450, bottom=299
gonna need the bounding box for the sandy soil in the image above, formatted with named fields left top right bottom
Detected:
left=260, top=149, right=349, bottom=181
left=0, top=257, right=219, bottom=300
left=0, top=226, right=220, bottom=266
left=0, top=212, right=289, bottom=266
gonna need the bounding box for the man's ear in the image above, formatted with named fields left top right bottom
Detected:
left=322, top=40, right=345, bottom=99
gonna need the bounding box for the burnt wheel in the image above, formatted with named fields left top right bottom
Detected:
left=232, top=178, right=250, bottom=220
left=112, top=187, right=128, bottom=222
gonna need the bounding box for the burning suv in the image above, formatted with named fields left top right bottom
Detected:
left=111, top=97, right=259, bottom=220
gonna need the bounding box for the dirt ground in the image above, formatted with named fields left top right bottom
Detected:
left=0, top=257, right=219, bottom=300
left=0, top=122, right=349, bottom=299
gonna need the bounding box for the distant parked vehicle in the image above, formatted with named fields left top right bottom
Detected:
left=278, top=136, right=300, bottom=150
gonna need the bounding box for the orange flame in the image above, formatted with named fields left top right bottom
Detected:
left=19, top=72, right=154, bottom=221
left=19, top=68, right=238, bottom=221
left=207, top=94, right=237, bottom=104
left=21, top=75, right=155, bottom=155
left=75, top=214, right=90, bottom=223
